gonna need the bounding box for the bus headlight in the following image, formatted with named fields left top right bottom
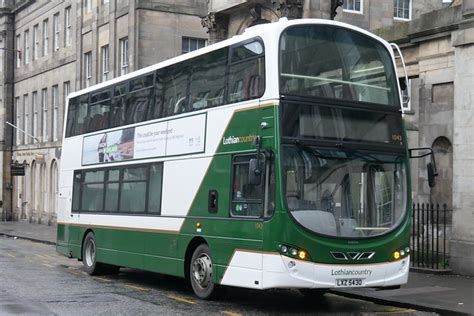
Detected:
left=278, top=243, right=311, bottom=261
left=392, top=247, right=410, bottom=261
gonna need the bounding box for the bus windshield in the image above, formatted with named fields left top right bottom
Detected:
left=282, top=145, right=407, bottom=238
left=279, top=24, right=399, bottom=106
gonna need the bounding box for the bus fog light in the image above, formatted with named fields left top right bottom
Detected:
left=288, top=261, right=296, bottom=269
left=298, top=250, right=307, bottom=260
left=393, top=251, right=401, bottom=260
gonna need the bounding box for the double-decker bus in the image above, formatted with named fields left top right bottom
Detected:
left=57, top=18, right=412, bottom=299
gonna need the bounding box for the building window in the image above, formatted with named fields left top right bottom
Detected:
left=53, top=13, right=60, bottom=51
left=119, top=37, right=128, bottom=75
left=85, top=0, right=92, bottom=13
left=23, top=94, right=29, bottom=144
left=182, top=37, right=206, bottom=54
left=42, top=88, right=48, bottom=142
left=16, top=34, right=21, bottom=68
left=33, top=25, right=39, bottom=60
left=64, top=81, right=70, bottom=106
left=65, top=6, right=71, bottom=47
left=343, top=0, right=363, bottom=13
left=101, top=45, right=109, bottom=82
left=52, top=85, right=59, bottom=141
left=85, top=52, right=92, bottom=87
left=43, top=19, right=49, bottom=56
left=394, top=0, right=411, bottom=20
left=24, top=30, right=30, bottom=65
left=103, top=0, right=109, bottom=4
left=15, top=97, right=21, bottom=145
left=32, top=91, right=38, bottom=139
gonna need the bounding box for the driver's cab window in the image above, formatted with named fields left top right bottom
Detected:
left=231, top=155, right=264, bottom=217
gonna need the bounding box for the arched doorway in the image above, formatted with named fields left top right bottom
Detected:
left=430, top=136, right=453, bottom=209
left=22, top=160, right=29, bottom=220
left=39, top=163, right=47, bottom=223
left=50, top=160, right=59, bottom=223
left=30, top=160, right=37, bottom=222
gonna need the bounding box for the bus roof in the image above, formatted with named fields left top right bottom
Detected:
left=67, top=18, right=392, bottom=100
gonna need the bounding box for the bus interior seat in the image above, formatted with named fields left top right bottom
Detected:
left=174, top=96, right=187, bottom=114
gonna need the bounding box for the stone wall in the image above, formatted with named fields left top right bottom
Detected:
left=451, top=24, right=474, bottom=275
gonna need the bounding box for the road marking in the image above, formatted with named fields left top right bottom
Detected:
left=42, top=263, right=54, bottom=268
left=167, top=295, right=196, bottom=305
left=221, top=311, right=242, bottom=316
left=94, top=277, right=112, bottom=283
left=373, top=309, right=417, bottom=315
left=125, top=284, right=149, bottom=292
left=5, top=253, right=16, bottom=258
left=35, top=254, right=49, bottom=259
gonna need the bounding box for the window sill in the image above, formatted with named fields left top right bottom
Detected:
left=343, top=9, right=363, bottom=15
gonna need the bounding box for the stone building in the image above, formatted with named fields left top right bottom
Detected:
left=375, top=0, right=474, bottom=276
left=0, top=0, right=207, bottom=224
left=202, top=0, right=472, bottom=275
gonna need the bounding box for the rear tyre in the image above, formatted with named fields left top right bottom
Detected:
left=189, top=244, right=218, bottom=299
left=82, top=232, right=105, bottom=275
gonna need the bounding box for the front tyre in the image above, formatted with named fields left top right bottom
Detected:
left=82, top=232, right=104, bottom=275
left=189, top=244, right=218, bottom=299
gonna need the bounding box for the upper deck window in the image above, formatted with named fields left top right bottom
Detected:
left=280, top=25, right=399, bottom=107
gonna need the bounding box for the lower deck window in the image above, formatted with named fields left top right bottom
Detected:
left=72, top=162, right=163, bottom=215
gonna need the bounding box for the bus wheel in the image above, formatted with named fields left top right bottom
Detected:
left=190, top=244, right=217, bottom=299
left=82, top=232, right=104, bottom=275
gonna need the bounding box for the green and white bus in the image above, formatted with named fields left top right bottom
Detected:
left=57, top=18, right=412, bottom=299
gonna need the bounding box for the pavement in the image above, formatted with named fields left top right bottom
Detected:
left=0, top=221, right=472, bottom=315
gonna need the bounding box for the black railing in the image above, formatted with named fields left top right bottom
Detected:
left=411, top=203, right=450, bottom=270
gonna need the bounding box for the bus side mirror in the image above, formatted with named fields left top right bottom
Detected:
left=409, top=147, right=438, bottom=188
left=427, top=162, right=436, bottom=188
left=248, top=158, right=262, bottom=186
left=399, top=77, right=407, bottom=91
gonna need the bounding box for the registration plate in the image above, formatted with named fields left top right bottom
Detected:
left=336, top=278, right=363, bottom=287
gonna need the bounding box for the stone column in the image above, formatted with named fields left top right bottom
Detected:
left=450, top=25, right=474, bottom=276
left=0, top=11, right=14, bottom=221
left=201, top=12, right=228, bottom=44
